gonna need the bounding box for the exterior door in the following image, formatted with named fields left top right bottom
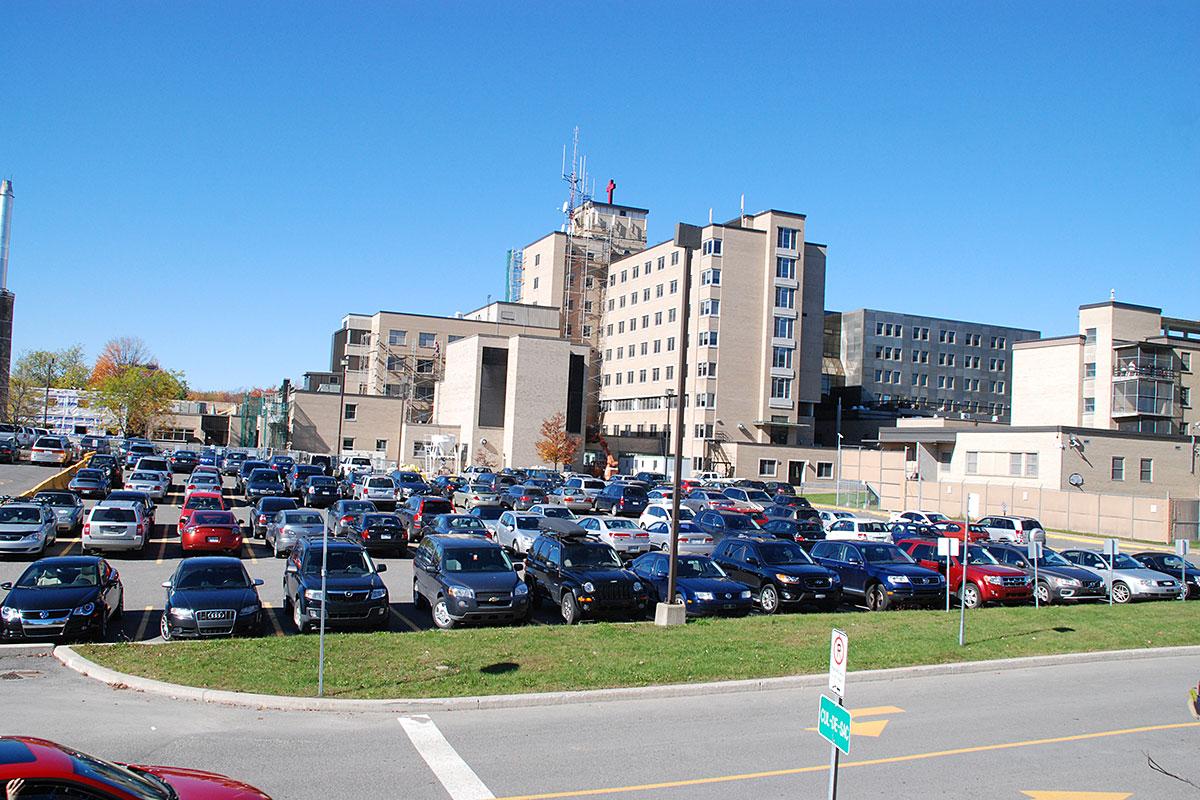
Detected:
left=788, top=460, right=806, bottom=485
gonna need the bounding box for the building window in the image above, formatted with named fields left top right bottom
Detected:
left=758, top=459, right=778, bottom=477
left=1084, top=362, right=1096, bottom=378
left=640, top=342, right=648, bottom=356
left=584, top=300, right=593, bottom=313
left=343, top=403, right=357, bottom=421
left=416, top=359, right=434, bottom=374
left=603, top=374, right=611, bottom=386
left=632, top=265, right=640, bottom=279
left=876, top=322, right=884, bottom=336
left=1182, top=387, right=1191, bottom=408
left=653, top=339, right=661, bottom=354
left=776, top=257, right=795, bottom=279
left=387, top=354, right=402, bottom=372
left=657, top=256, right=665, bottom=270
left=700, top=299, right=720, bottom=316
left=615, top=373, right=622, bottom=385
left=1182, top=352, right=1192, bottom=372
left=667, top=337, right=676, bottom=351
left=666, top=365, right=674, bottom=380
left=772, top=346, right=793, bottom=369
left=418, top=332, right=436, bottom=348
left=584, top=276, right=594, bottom=289
left=639, top=369, right=647, bottom=383
left=668, top=308, right=677, bottom=322
left=770, top=377, right=792, bottom=400
left=374, top=439, right=388, bottom=452
left=1139, top=458, right=1153, bottom=482
left=1111, top=456, right=1125, bottom=481
left=695, top=392, right=715, bottom=408
left=939, top=330, right=957, bottom=344
left=669, top=280, right=678, bottom=294
left=696, top=362, right=717, bottom=378
left=816, top=461, right=833, bottom=479
left=621, top=270, right=628, bottom=283
left=630, top=318, right=637, bottom=331
left=774, top=287, right=795, bottom=309
left=1025, top=452, right=1038, bottom=478
left=654, top=311, right=663, bottom=326
left=342, top=437, right=354, bottom=451
left=388, top=329, right=407, bottom=346
left=1008, top=453, right=1022, bottom=476
left=1083, top=397, right=1096, bottom=413
left=671, top=251, right=679, bottom=265
left=643, top=288, right=651, bottom=301
left=777, top=227, right=798, bottom=249
left=630, top=291, right=638, bottom=306
left=966, top=451, right=979, bottom=474
left=1084, top=327, right=1097, bottom=345
left=702, top=238, right=723, bottom=256
left=582, top=325, right=592, bottom=338
left=652, top=368, right=660, bottom=381
left=773, top=316, right=795, bottom=339
left=656, top=284, right=664, bottom=298
left=701, top=268, right=721, bottom=286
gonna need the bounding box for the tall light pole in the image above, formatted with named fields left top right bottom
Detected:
left=42, top=356, right=55, bottom=428
left=663, top=389, right=674, bottom=472
left=319, top=355, right=349, bottom=697
left=835, top=433, right=844, bottom=506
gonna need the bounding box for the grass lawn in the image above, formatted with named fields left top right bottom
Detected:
left=801, top=492, right=875, bottom=509
left=75, top=602, right=1199, bottom=700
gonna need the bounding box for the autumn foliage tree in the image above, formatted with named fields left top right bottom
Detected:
left=534, top=412, right=579, bottom=471
left=89, top=336, right=155, bottom=386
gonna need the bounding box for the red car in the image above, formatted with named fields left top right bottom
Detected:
left=177, top=491, right=230, bottom=534
left=180, top=510, right=243, bottom=555
left=0, top=736, right=271, bottom=798
left=897, top=538, right=1033, bottom=608
left=932, top=521, right=990, bottom=543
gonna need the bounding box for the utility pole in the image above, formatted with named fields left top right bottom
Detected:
left=320, top=355, right=349, bottom=697
left=42, top=356, right=55, bottom=428
left=663, top=389, right=674, bottom=469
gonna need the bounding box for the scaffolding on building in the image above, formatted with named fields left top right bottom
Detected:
left=505, top=249, right=523, bottom=302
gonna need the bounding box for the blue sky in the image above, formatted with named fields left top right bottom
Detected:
left=5, top=2, right=1198, bottom=389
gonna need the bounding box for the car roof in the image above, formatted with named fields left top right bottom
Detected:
left=536, top=517, right=589, bottom=536
left=176, top=555, right=243, bottom=568
left=95, top=500, right=138, bottom=510
left=185, top=491, right=223, bottom=499
left=429, top=533, right=501, bottom=546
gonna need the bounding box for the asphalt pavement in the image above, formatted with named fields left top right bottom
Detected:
left=0, top=461, right=64, bottom=498
left=1, top=646, right=1196, bottom=798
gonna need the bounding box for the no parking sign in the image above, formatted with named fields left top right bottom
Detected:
left=829, top=628, right=848, bottom=698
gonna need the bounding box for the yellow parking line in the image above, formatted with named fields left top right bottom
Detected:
left=154, top=538, right=168, bottom=565
left=390, top=607, right=421, bottom=632
left=57, top=540, right=75, bottom=556
left=133, top=606, right=155, bottom=641
left=261, top=602, right=285, bottom=636
left=490, top=721, right=1200, bottom=800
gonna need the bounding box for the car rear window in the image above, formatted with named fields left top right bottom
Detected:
left=185, top=496, right=224, bottom=510
left=76, top=470, right=104, bottom=479
left=34, top=437, right=64, bottom=448
left=192, top=511, right=235, bottom=526
left=261, top=499, right=298, bottom=512
left=92, top=507, right=136, bottom=522
left=421, top=500, right=452, bottom=514
left=130, top=472, right=161, bottom=481
left=367, top=478, right=394, bottom=488
left=363, top=514, right=401, bottom=526
left=309, top=476, right=336, bottom=486
left=250, top=469, right=281, bottom=481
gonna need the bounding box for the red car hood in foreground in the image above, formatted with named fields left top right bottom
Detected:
left=132, top=764, right=272, bottom=799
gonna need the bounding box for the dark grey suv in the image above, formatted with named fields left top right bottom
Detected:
left=412, top=534, right=531, bottom=629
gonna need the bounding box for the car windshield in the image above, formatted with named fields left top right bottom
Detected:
left=18, top=562, right=100, bottom=588
left=1038, top=550, right=1073, bottom=567
left=0, top=507, right=41, bottom=523
left=76, top=470, right=104, bottom=480
left=1020, top=519, right=1044, bottom=530
left=1109, top=553, right=1143, bottom=570
left=472, top=507, right=502, bottom=520
left=604, top=519, right=639, bottom=530
left=676, top=557, right=726, bottom=578
left=343, top=502, right=374, bottom=513
left=443, top=547, right=513, bottom=572
left=91, top=456, right=115, bottom=465
left=745, top=490, right=773, bottom=502
left=758, top=542, right=813, bottom=565
left=191, top=475, right=219, bottom=485
left=724, top=515, right=759, bottom=531
left=444, top=517, right=486, bottom=530
left=191, top=512, right=235, bottom=526
left=860, top=522, right=888, bottom=533
left=468, top=483, right=492, bottom=492
left=515, top=517, right=541, bottom=530
left=285, top=512, right=324, bottom=525
left=184, top=496, right=224, bottom=510
left=175, top=563, right=249, bottom=589
left=563, top=542, right=623, bottom=569
left=861, top=544, right=915, bottom=564
left=306, top=550, right=372, bottom=576
left=249, top=469, right=281, bottom=482
left=130, top=472, right=161, bottom=482
left=965, top=546, right=1001, bottom=565
left=1156, top=555, right=1195, bottom=569
left=34, top=492, right=76, bottom=507
left=92, top=507, right=135, bottom=523
left=367, top=478, right=393, bottom=488
left=363, top=514, right=401, bottom=527
left=539, top=507, right=572, bottom=519
left=66, top=746, right=170, bottom=800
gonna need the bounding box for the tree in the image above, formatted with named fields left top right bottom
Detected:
left=92, top=365, right=186, bottom=437
left=89, top=337, right=155, bottom=385
left=534, top=412, right=579, bottom=471
left=6, top=346, right=90, bottom=423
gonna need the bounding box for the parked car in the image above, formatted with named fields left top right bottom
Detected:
left=338, top=455, right=374, bottom=479
left=494, top=510, right=543, bottom=554
left=498, top=484, right=547, bottom=511
left=810, top=540, right=943, bottom=611
left=252, top=496, right=299, bottom=539
left=103, top=490, right=156, bottom=528
left=30, top=435, right=73, bottom=466
left=325, top=499, right=379, bottom=536
left=452, top=482, right=502, bottom=510
left=985, top=543, right=1108, bottom=604
left=428, top=475, right=466, bottom=498
left=82, top=502, right=148, bottom=554
left=722, top=487, right=776, bottom=512
left=627, top=551, right=750, bottom=616
left=826, top=518, right=892, bottom=542
left=764, top=481, right=798, bottom=497
left=236, top=459, right=269, bottom=493
left=179, top=510, right=244, bottom=556
left=122, top=442, right=156, bottom=469
left=198, top=448, right=221, bottom=468
left=0, top=436, right=18, bottom=464
left=693, top=509, right=761, bottom=542
left=1133, top=551, right=1200, bottom=598
left=390, top=470, right=430, bottom=499
left=549, top=477, right=604, bottom=511
left=0, top=556, right=123, bottom=642
left=523, top=521, right=650, bottom=624
left=1059, top=549, right=1183, bottom=603
left=133, top=456, right=171, bottom=480
left=33, top=490, right=85, bottom=533
left=396, top=495, right=454, bottom=542
left=0, top=502, right=59, bottom=556
left=576, top=515, right=651, bottom=555
left=300, top=474, right=340, bottom=507
left=0, top=736, right=272, bottom=798
left=638, top=503, right=695, bottom=529
left=419, top=513, right=492, bottom=541
left=286, top=463, right=326, bottom=496
left=412, top=534, right=530, bottom=629
left=898, top=539, right=1032, bottom=608
left=268, top=454, right=296, bottom=476
left=681, top=489, right=745, bottom=515
left=67, top=467, right=111, bottom=499
left=245, top=467, right=287, bottom=503
left=761, top=517, right=825, bottom=542
left=593, top=482, right=650, bottom=517
left=168, top=449, right=199, bottom=473
left=124, top=469, right=169, bottom=501
left=346, top=511, right=410, bottom=555
left=642, top=520, right=715, bottom=555
left=350, top=474, right=397, bottom=510
left=283, top=536, right=389, bottom=632
left=182, top=470, right=223, bottom=499
left=467, top=504, right=504, bottom=537
left=975, top=515, right=1047, bottom=544
left=887, top=521, right=939, bottom=542
left=264, top=508, right=329, bottom=559
left=159, top=556, right=264, bottom=639
left=221, top=450, right=249, bottom=476
left=527, top=503, right=576, bottom=521
left=176, top=491, right=229, bottom=534
left=711, top=535, right=842, bottom=614
left=87, top=453, right=123, bottom=486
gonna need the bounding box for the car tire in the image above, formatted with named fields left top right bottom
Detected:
left=560, top=592, right=581, bottom=625
left=1035, top=581, right=1052, bottom=605
left=1111, top=581, right=1132, bottom=604
left=432, top=596, right=457, bottom=630
left=866, top=583, right=890, bottom=611
left=413, top=580, right=426, bottom=610
left=758, top=584, right=780, bottom=615
left=960, top=582, right=983, bottom=609
left=159, top=613, right=171, bottom=642
left=293, top=601, right=310, bottom=633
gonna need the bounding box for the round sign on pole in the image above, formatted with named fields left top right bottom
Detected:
left=829, top=628, right=848, bottom=697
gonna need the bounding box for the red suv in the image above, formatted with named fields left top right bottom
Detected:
left=932, top=521, right=990, bottom=543
left=897, top=538, right=1032, bottom=608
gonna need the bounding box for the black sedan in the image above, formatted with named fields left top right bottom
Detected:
left=160, top=557, right=265, bottom=640
left=168, top=450, right=200, bottom=473
left=1133, top=551, right=1200, bottom=598
left=346, top=512, right=409, bottom=555
left=0, top=556, right=123, bottom=642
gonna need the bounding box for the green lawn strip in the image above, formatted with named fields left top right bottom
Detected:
left=76, top=603, right=1198, bottom=700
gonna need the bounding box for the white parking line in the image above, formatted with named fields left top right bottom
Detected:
left=398, top=715, right=495, bottom=800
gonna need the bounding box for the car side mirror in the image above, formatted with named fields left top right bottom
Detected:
left=847, top=557, right=861, bottom=565
left=253, top=578, right=264, bottom=586
left=1017, top=561, right=1029, bottom=569
left=376, top=563, right=388, bottom=573
left=160, top=581, right=171, bottom=589
left=0, top=582, right=11, bottom=591
left=746, top=556, right=759, bottom=566
left=285, top=564, right=298, bottom=574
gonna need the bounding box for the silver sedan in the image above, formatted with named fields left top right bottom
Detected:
left=33, top=491, right=85, bottom=532
left=265, top=509, right=327, bottom=559
left=1060, top=549, right=1183, bottom=603
left=0, top=503, right=57, bottom=556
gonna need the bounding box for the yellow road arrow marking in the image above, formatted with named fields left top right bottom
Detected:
left=850, top=719, right=890, bottom=737
left=849, top=705, right=905, bottom=718
left=1021, top=793, right=1132, bottom=799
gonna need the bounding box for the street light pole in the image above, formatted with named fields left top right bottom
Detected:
left=319, top=356, right=349, bottom=697
left=42, top=357, right=55, bottom=428
left=835, top=433, right=843, bottom=506
left=663, top=389, right=674, bottom=470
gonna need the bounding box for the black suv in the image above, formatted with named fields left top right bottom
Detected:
left=412, top=534, right=531, bottom=629
left=396, top=495, right=454, bottom=542
left=500, top=484, right=547, bottom=511
left=245, top=468, right=286, bottom=503
left=283, top=536, right=389, bottom=632
left=711, top=534, right=842, bottom=614
left=592, top=483, right=649, bottom=517
left=523, top=519, right=650, bottom=624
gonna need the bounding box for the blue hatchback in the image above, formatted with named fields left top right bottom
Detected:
left=810, top=540, right=943, bottom=611
left=629, top=551, right=753, bottom=616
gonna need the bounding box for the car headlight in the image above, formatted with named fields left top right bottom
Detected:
left=72, top=602, right=95, bottom=616
left=239, top=603, right=261, bottom=615
left=582, top=581, right=595, bottom=593
left=447, top=586, right=475, bottom=599
left=694, top=592, right=714, bottom=601
left=632, top=582, right=643, bottom=592
left=775, top=573, right=801, bottom=584
left=1, top=606, right=20, bottom=622
left=828, top=573, right=841, bottom=583
left=514, top=582, right=529, bottom=596
left=303, top=589, right=324, bottom=602
left=886, top=575, right=910, bottom=585
left=369, top=588, right=387, bottom=600
left=169, top=607, right=194, bottom=619
left=984, top=576, right=1004, bottom=586
left=740, top=590, right=752, bottom=599
left=1051, top=576, right=1079, bottom=587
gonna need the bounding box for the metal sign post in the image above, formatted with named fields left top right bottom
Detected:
left=959, top=502, right=977, bottom=647
left=1103, top=538, right=1119, bottom=606
left=1027, top=540, right=1043, bottom=609
left=822, top=629, right=849, bottom=800
left=1176, top=539, right=1191, bottom=601
left=937, top=536, right=959, bottom=612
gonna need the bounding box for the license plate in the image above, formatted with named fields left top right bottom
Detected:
left=814, top=594, right=826, bottom=599
left=207, top=536, right=220, bottom=543
left=723, top=604, right=736, bottom=609
left=380, top=534, right=392, bottom=540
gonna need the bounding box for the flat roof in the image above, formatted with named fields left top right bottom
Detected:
left=880, top=424, right=1190, bottom=445
left=1079, top=300, right=1162, bottom=314
left=340, top=307, right=559, bottom=328
left=1012, top=334, right=1085, bottom=349
left=577, top=199, right=650, bottom=214
left=835, top=308, right=1041, bottom=335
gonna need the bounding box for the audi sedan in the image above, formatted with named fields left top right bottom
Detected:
left=1059, top=549, right=1183, bottom=603
left=160, top=557, right=264, bottom=640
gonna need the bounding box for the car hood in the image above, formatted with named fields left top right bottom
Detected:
left=1039, top=565, right=1102, bottom=582
left=1113, top=568, right=1177, bottom=582
left=571, top=568, right=637, bottom=584
left=170, top=587, right=258, bottom=610
left=678, top=576, right=749, bottom=594
left=966, top=565, right=1027, bottom=578
left=765, top=563, right=833, bottom=578
left=132, top=764, right=271, bottom=799
left=446, top=571, right=520, bottom=592
left=4, top=584, right=99, bottom=611
left=876, top=563, right=939, bottom=579
left=0, top=522, right=43, bottom=534
left=313, top=574, right=385, bottom=591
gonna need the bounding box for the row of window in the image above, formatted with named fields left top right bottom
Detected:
left=875, top=370, right=1007, bottom=393
left=870, top=395, right=1008, bottom=415
left=603, top=365, right=676, bottom=387
left=874, top=323, right=1008, bottom=350
left=386, top=330, right=445, bottom=349
left=755, top=457, right=833, bottom=478
left=604, top=307, right=678, bottom=336
left=607, top=280, right=679, bottom=310
left=1111, top=456, right=1154, bottom=482
left=609, top=251, right=681, bottom=286
left=340, top=437, right=389, bottom=452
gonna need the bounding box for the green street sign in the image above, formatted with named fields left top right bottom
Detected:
left=818, top=694, right=851, bottom=755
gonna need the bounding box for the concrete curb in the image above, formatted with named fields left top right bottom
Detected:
left=54, top=643, right=1200, bottom=714
left=0, top=643, right=55, bottom=656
